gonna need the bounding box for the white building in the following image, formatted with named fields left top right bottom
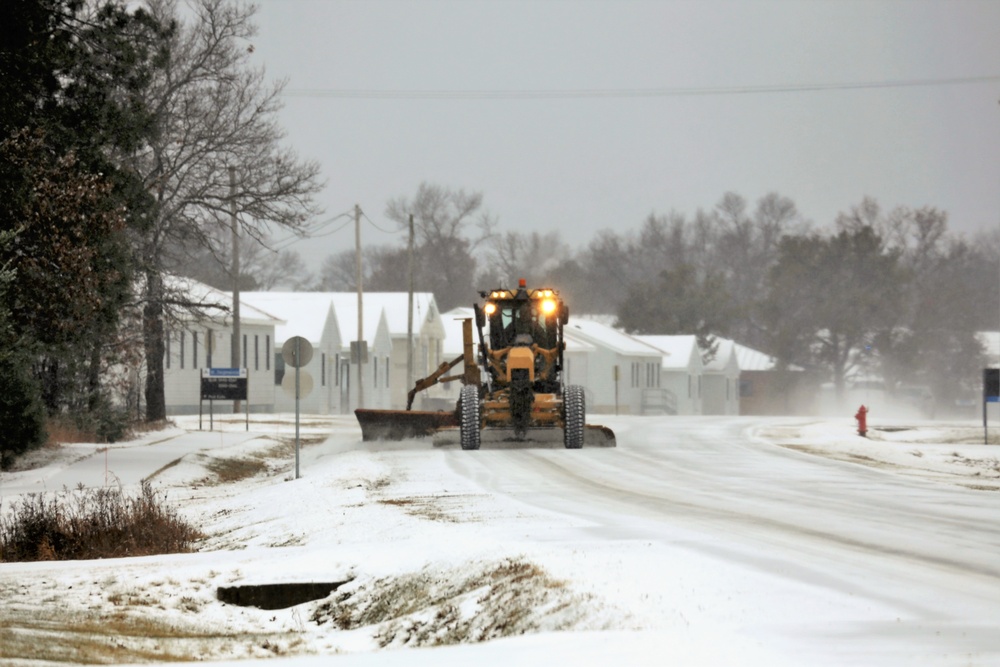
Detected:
left=636, top=335, right=704, bottom=416
left=240, top=292, right=343, bottom=414
left=162, top=277, right=280, bottom=416
left=325, top=294, right=394, bottom=412
left=348, top=293, right=446, bottom=410
left=563, top=319, right=664, bottom=415
left=702, top=338, right=741, bottom=415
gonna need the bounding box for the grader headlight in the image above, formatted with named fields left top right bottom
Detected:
left=540, top=298, right=557, bottom=315
left=484, top=302, right=497, bottom=315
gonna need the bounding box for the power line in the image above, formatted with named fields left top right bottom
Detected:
left=270, top=209, right=356, bottom=250
left=285, top=75, right=1000, bottom=100
left=361, top=211, right=403, bottom=234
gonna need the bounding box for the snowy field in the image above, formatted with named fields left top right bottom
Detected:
left=2, top=413, right=999, bottom=665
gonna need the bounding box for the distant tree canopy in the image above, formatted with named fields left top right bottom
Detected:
left=317, top=183, right=494, bottom=312
left=318, top=190, right=993, bottom=408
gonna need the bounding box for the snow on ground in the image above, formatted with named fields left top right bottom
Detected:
left=757, top=418, right=1000, bottom=492
left=1, top=413, right=998, bottom=665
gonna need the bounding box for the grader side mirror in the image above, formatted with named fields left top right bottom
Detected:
left=474, top=303, right=486, bottom=328
left=560, top=303, right=569, bottom=325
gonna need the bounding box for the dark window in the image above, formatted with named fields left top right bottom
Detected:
left=274, top=353, right=285, bottom=385
left=165, top=331, right=171, bottom=369
left=180, top=332, right=185, bottom=369
left=243, top=334, right=248, bottom=369
left=321, top=353, right=326, bottom=386
left=193, top=332, right=199, bottom=369
left=254, top=335, right=259, bottom=371
left=266, top=336, right=270, bottom=370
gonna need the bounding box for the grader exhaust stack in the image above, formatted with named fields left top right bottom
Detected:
left=355, top=281, right=616, bottom=448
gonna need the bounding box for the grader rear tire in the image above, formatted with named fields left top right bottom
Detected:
left=459, top=385, right=482, bottom=450
left=563, top=385, right=585, bottom=449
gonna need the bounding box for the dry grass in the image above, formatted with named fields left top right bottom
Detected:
left=0, top=481, right=202, bottom=562
left=0, top=610, right=302, bottom=663
left=196, top=435, right=327, bottom=486
left=204, top=457, right=269, bottom=484
left=312, top=558, right=585, bottom=648
left=44, top=417, right=98, bottom=446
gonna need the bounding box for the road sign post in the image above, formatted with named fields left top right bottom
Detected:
left=282, top=336, right=314, bottom=479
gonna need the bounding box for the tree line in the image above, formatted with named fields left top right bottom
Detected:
left=268, top=185, right=996, bottom=413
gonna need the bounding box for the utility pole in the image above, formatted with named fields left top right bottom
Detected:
left=229, top=166, right=241, bottom=413
left=407, top=213, right=415, bottom=396
left=355, top=203, right=364, bottom=409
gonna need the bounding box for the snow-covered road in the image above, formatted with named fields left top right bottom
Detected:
left=434, top=416, right=1000, bottom=662
left=2, top=414, right=999, bottom=665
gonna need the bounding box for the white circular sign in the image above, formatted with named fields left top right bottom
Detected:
left=281, top=369, right=314, bottom=398
left=281, top=336, right=314, bottom=368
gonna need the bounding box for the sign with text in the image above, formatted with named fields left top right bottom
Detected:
left=200, top=367, right=248, bottom=401
left=985, top=369, right=1000, bottom=403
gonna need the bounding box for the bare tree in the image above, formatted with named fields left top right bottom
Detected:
left=124, top=0, right=322, bottom=420
left=482, top=230, right=571, bottom=287
left=168, top=223, right=314, bottom=291
left=382, top=182, right=495, bottom=310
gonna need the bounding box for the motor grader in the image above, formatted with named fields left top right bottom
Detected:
left=355, top=280, right=615, bottom=448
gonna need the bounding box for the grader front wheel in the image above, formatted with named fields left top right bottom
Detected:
left=459, top=385, right=482, bottom=451
left=563, top=385, right=585, bottom=449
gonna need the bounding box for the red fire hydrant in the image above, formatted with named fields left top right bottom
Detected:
left=855, top=405, right=868, bottom=437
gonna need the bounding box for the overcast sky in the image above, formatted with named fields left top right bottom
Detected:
left=247, top=0, right=1000, bottom=272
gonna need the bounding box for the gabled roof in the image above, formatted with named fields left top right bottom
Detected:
left=704, top=338, right=739, bottom=373
left=335, top=292, right=438, bottom=336
left=326, top=293, right=390, bottom=344
left=324, top=292, right=439, bottom=339
left=565, top=319, right=661, bottom=357
left=165, top=276, right=283, bottom=328
left=635, top=335, right=703, bottom=371
left=241, top=292, right=335, bottom=344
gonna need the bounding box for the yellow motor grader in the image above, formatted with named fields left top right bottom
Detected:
left=355, top=280, right=615, bottom=448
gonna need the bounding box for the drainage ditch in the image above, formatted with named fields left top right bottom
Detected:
left=217, top=581, right=352, bottom=610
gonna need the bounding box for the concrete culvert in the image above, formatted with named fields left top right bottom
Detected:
left=217, top=581, right=351, bottom=610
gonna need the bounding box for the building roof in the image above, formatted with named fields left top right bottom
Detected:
left=703, top=338, right=741, bottom=373
left=635, top=335, right=702, bottom=370
left=325, top=292, right=437, bottom=337
left=165, top=276, right=283, bottom=328
left=241, top=292, right=334, bottom=343
left=565, top=319, right=661, bottom=357
left=733, top=342, right=778, bottom=372
left=325, top=293, right=389, bottom=344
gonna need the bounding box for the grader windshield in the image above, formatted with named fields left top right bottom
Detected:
left=484, top=287, right=561, bottom=350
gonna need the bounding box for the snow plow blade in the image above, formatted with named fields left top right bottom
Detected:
left=355, top=409, right=457, bottom=441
